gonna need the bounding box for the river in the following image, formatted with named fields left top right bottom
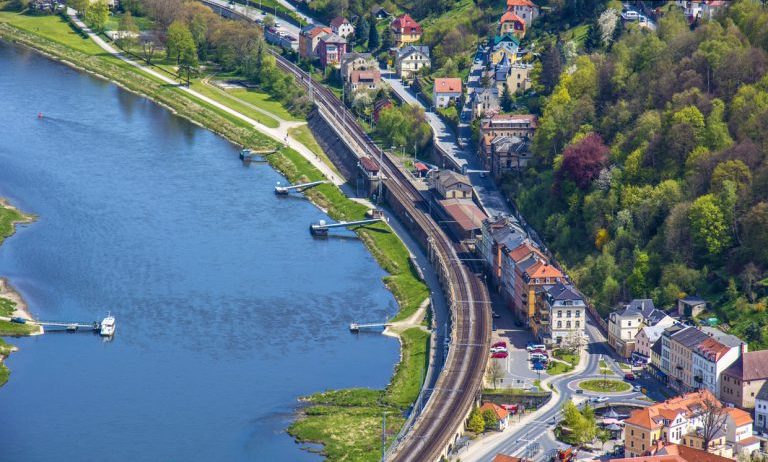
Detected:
left=0, top=42, right=400, bottom=461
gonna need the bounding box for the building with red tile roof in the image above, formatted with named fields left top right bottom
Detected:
left=434, top=78, right=463, bottom=108
left=499, top=10, right=526, bottom=38
left=390, top=14, right=422, bottom=47
left=330, top=16, right=354, bottom=39
left=479, top=402, right=510, bottom=430
left=505, top=0, right=539, bottom=26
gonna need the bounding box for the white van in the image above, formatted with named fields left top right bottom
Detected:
left=622, top=10, right=639, bottom=21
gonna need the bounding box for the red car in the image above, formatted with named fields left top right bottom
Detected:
left=492, top=341, right=507, bottom=348
left=625, top=373, right=635, bottom=381
left=530, top=348, right=547, bottom=356
left=491, top=351, right=508, bottom=359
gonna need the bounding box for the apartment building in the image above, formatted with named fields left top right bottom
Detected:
left=608, top=299, right=673, bottom=358
left=721, top=350, right=768, bottom=410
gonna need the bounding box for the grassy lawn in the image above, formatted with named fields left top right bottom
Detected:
left=0, top=11, right=102, bottom=54
left=188, top=79, right=281, bottom=129
left=0, top=202, right=27, bottom=247
left=386, top=328, right=429, bottom=407
left=0, top=337, right=12, bottom=356
left=287, top=125, right=340, bottom=176
left=547, top=360, right=573, bottom=376
left=0, top=320, right=37, bottom=336
left=619, top=362, right=632, bottom=371
left=104, top=13, right=154, bottom=31
left=0, top=363, right=8, bottom=387
left=0, top=297, right=17, bottom=317
left=579, top=379, right=631, bottom=393
left=229, top=88, right=301, bottom=122
left=599, top=360, right=615, bottom=376
left=552, top=348, right=579, bottom=366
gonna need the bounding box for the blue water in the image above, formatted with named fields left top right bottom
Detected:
left=0, top=42, right=399, bottom=461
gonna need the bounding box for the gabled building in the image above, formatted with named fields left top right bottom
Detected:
left=753, top=382, right=768, bottom=432
left=395, top=45, right=430, bottom=81
left=471, top=86, right=500, bottom=120
left=490, top=40, right=520, bottom=65
left=499, top=10, right=526, bottom=38
left=430, top=169, right=472, bottom=200
left=478, top=216, right=527, bottom=287
left=668, top=326, right=712, bottom=393
left=390, top=14, right=422, bottom=47
left=534, top=282, right=585, bottom=346
left=299, top=25, right=333, bottom=59
left=480, top=113, right=537, bottom=140
left=514, top=258, right=563, bottom=324
left=479, top=402, right=510, bottom=431
left=607, top=299, right=674, bottom=358
left=488, top=135, right=531, bottom=178
left=348, top=70, right=381, bottom=92
left=505, top=0, right=539, bottom=26
left=434, top=78, right=462, bottom=109
left=721, top=350, right=768, bottom=410
left=317, top=33, right=347, bottom=67
left=692, top=337, right=744, bottom=399
left=330, top=16, right=354, bottom=39
left=340, top=52, right=377, bottom=82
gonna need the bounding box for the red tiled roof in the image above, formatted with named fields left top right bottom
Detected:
left=660, top=444, right=734, bottom=462
left=391, top=14, right=422, bottom=34
left=479, top=402, right=509, bottom=421
left=414, top=162, right=429, bottom=172
left=305, top=26, right=332, bottom=38
left=500, top=11, right=525, bottom=25
left=350, top=70, right=381, bottom=84
left=506, top=0, right=537, bottom=7
left=695, top=338, right=731, bottom=362
left=439, top=199, right=487, bottom=233
left=507, top=242, right=543, bottom=264
left=726, top=407, right=752, bottom=426
left=737, top=435, right=760, bottom=446
left=434, top=78, right=462, bottom=94
left=493, top=455, right=524, bottom=462
left=524, top=260, right=563, bottom=280
left=624, top=390, right=719, bottom=430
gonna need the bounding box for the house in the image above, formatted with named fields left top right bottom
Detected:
left=357, top=156, right=381, bottom=197
left=390, top=14, right=422, bottom=47
left=478, top=216, right=527, bottom=287
left=348, top=70, right=381, bottom=92
left=480, top=113, right=537, bottom=140
left=505, top=0, right=539, bottom=26
left=753, top=382, right=768, bottom=432
left=330, top=16, right=354, bottom=39
left=490, top=41, right=520, bottom=65
left=317, top=33, right=347, bottom=67
left=724, top=407, right=760, bottom=456
left=340, top=52, right=377, bottom=82
left=692, top=336, right=745, bottom=399
left=299, top=25, right=332, bottom=59
left=371, top=5, right=391, bottom=20
left=488, top=135, right=531, bottom=178
left=433, top=78, right=462, bottom=109
left=721, top=350, right=768, bottom=410
left=678, top=296, right=707, bottom=319
left=607, top=299, right=674, bottom=358
left=534, top=282, right=585, bottom=346
left=471, top=86, right=500, bottom=119
left=667, top=326, right=712, bottom=393
left=514, top=258, right=563, bottom=324
left=500, top=240, right=542, bottom=314
left=503, top=62, right=533, bottom=94
left=395, top=45, right=430, bottom=80
left=373, top=99, right=393, bottom=123
left=479, top=402, right=510, bottom=431
left=436, top=198, right=488, bottom=241
left=624, top=390, right=747, bottom=458
left=635, top=322, right=676, bottom=360
left=499, top=10, right=526, bottom=38
left=430, top=169, right=472, bottom=199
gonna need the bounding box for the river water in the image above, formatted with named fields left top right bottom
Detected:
left=0, top=42, right=399, bottom=461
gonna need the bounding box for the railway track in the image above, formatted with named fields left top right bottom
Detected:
left=271, top=52, right=492, bottom=461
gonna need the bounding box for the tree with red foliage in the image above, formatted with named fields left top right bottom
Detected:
left=558, top=133, right=610, bottom=190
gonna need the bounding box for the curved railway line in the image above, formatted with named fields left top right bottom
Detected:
left=271, top=52, right=492, bottom=461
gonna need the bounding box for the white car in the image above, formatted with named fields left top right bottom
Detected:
left=490, top=347, right=508, bottom=354
left=621, top=10, right=639, bottom=21
left=591, top=396, right=609, bottom=403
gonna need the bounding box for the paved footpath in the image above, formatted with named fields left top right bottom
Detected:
left=67, top=9, right=345, bottom=187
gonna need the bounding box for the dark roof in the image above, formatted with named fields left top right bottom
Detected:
left=434, top=170, right=471, bottom=190
left=756, top=381, right=768, bottom=401
left=671, top=326, right=711, bottom=349
left=681, top=295, right=706, bottom=303
left=723, top=351, right=768, bottom=381
left=646, top=309, right=670, bottom=326
left=546, top=282, right=581, bottom=302
left=651, top=338, right=664, bottom=355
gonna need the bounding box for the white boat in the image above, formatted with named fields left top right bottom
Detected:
left=100, top=313, right=116, bottom=337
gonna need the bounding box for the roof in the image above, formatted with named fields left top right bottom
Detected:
left=318, top=32, right=346, bottom=44
left=546, top=282, right=581, bottom=302
left=757, top=381, right=768, bottom=402
left=671, top=326, right=711, bottom=350
left=330, top=16, right=349, bottom=28
left=658, top=444, right=733, bottom=462
left=391, top=14, right=422, bottom=34
left=483, top=113, right=537, bottom=129
left=639, top=324, right=670, bottom=344
left=434, top=78, right=462, bottom=94
left=506, top=0, right=537, bottom=7
left=651, top=337, right=663, bottom=355
left=724, top=350, right=768, bottom=381
left=694, top=337, right=732, bottom=362
left=341, top=52, right=374, bottom=65
left=493, top=33, right=521, bottom=46
left=302, top=25, right=332, bottom=38
left=479, top=402, right=509, bottom=421
left=439, top=199, right=488, bottom=233
left=700, top=326, right=745, bottom=348
left=726, top=407, right=752, bottom=426
left=414, top=162, right=429, bottom=172
left=507, top=241, right=542, bottom=264
left=500, top=10, right=525, bottom=25
left=397, top=45, right=430, bottom=60
left=624, top=390, right=719, bottom=430
left=350, top=70, right=380, bottom=84
left=680, top=295, right=706, bottom=304
left=493, top=456, right=524, bottom=462
left=524, top=260, right=563, bottom=281
left=359, top=156, right=380, bottom=172
left=434, top=169, right=471, bottom=190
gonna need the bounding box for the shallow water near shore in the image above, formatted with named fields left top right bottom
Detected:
left=0, top=42, right=399, bottom=461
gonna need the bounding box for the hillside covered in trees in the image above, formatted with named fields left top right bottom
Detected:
left=503, top=1, right=768, bottom=347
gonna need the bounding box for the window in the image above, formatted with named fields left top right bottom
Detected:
left=566, top=310, right=571, bottom=318
left=566, top=321, right=571, bottom=328
left=575, top=310, right=581, bottom=317
left=576, top=321, right=580, bottom=328
left=557, top=321, right=562, bottom=328
left=557, top=310, right=562, bottom=317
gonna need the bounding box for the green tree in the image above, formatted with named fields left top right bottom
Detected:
left=85, top=0, right=110, bottom=33
left=627, top=249, right=650, bottom=297
left=355, top=16, right=370, bottom=47
left=368, top=23, right=380, bottom=51
left=704, top=99, right=733, bottom=151
left=745, top=322, right=762, bottom=344
left=741, top=202, right=768, bottom=266
left=584, top=18, right=602, bottom=52
left=467, top=409, right=485, bottom=433
left=501, top=84, right=513, bottom=112
left=189, top=14, right=208, bottom=60
left=380, top=25, right=394, bottom=50
left=69, top=0, right=88, bottom=15
left=689, top=194, right=732, bottom=256
left=482, top=408, right=498, bottom=431
left=117, top=11, right=140, bottom=49
left=166, top=20, right=196, bottom=65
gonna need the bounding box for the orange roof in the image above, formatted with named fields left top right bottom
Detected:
left=434, top=78, right=462, bottom=94
left=726, top=407, right=752, bottom=426
left=524, top=260, right=563, bottom=280
left=597, top=444, right=733, bottom=462
left=506, top=0, right=537, bottom=7
left=696, top=338, right=730, bottom=362
left=624, top=390, right=719, bottom=430
left=507, top=242, right=544, bottom=264
left=493, top=456, right=524, bottom=462
left=391, top=14, right=422, bottom=34
left=500, top=11, right=525, bottom=24
left=480, top=402, right=509, bottom=420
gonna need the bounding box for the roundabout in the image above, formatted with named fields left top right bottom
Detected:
left=573, top=378, right=632, bottom=394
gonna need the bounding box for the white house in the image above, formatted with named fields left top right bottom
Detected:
left=754, top=383, right=768, bottom=433
left=505, top=0, right=539, bottom=26
left=330, top=17, right=355, bottom=39
left=635, top=320, right=675, bottom=360
left=692, top=336, right=744, bottom=399
left=433, top=78, right=462, bottom=109
left=725, top=408, right=760, bottom=456
left=543, top=282, right=585, bottom=346
left=396, top=45, right=430, bottom=80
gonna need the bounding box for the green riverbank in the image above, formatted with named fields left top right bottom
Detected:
left=0, top=12, right=430, bottom=460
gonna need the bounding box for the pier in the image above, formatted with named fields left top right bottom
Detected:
left=349, top=322, right=392, bottom=332
left=274, top=180, right=327, bottom=195
left=309, top=217, right=384, bottom=236
left=35, top=319, right=101, bottom=332
left=239, top=148, right=277, bottom=163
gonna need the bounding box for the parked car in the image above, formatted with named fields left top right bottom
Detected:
left=532, top=362, right=546, bottom=371
left=633, top=385, right=642, bottom=392
left=492, top=351, right=508, bottom=359
left=526, top=344, right=546, bottom=352
left=625, top=373, right=635, bottom=381
left=530, top=353, right=548, bottom=362
left=492, top=341, right=507, bottom=348
left=529, top=348, right=547, bottom=355
left=591, top=396, right=609, bottom=403
left=490, top=347, right=508, bottom=354
left=621, top=10, right=639, bottom=20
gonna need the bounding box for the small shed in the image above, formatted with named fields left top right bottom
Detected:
left=677, top=296, right=706, bottom=318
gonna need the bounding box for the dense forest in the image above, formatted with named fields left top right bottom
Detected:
left=503, top=1, right=768, bottom=347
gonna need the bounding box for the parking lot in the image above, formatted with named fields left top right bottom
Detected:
left=487, top=301, right=542, bottom=388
